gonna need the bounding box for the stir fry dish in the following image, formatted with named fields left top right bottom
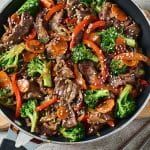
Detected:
left=0, top=0, right=150, bottom=142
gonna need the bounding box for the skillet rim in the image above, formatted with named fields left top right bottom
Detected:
left=0, top=0, right=150, bottom=145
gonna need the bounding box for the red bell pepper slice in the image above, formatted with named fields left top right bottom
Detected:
left=45, top=3, right=65, bottom=21
left=23, top=29, right=37, bottom=41
left=70, top=15, right=97, bottom=49
left=86, top=21, right=106, bottom=34
left=83, top=39, right=108, bottom=84
left=36, top=98, right=58, bottom=111
left=11, top=74, right=22, bottom=118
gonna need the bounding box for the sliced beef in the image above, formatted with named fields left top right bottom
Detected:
left=53, top=58, right=84, bottom=128
left=78, top=61, right=98, bottom=85
left=54, top=58, right=74, bottom=79
left=2, top=12, right=33, bottom=45
left=87, top=111, right=107, bottom=125
left=0, top=43, right=7, bottom=51
left=49, top=10, right=64, bottom=30
left=54, top=78, right=78, bottom=128
left=75, top=4, right=91, bottom=23
left=66, top=0, right=79, bottom=17
left=125, top=23, right=140, bottom=38
left=66, top=0, right=91, bottom=23
left=35, top=12, right=49, bottom=43
left=62, top=104, right=77, bottom=128
left=87, top=124, right=102, bottom=135
left=99, top=2, right=112, bottom=21
left=87, top=111, right=114, bottom=135
left=109, top=73, right=136, bottom=88
left=23, top=81, right=43, bottom=99
left=54, top=78, right=78, bottom=103
left=49, top=10, right=69, bottom=36
left=40, top=112, right=61, bottom=136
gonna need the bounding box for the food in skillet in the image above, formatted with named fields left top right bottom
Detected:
left=0, top=0, right=150, bottom=142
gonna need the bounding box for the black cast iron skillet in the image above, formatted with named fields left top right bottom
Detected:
left=0, top=0, right=150, bottom=144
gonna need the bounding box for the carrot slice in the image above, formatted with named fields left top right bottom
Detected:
left=10, top=13, right=20, bottom=25
left=40, top=0, right=54, bottom=8
left=49, top=37, right=68, bottom=57
left=0, top=71, right=12, bottom=88
left=23, top=51, right=38, bottom=62
left=44, top=3, right=65, bottom=21
left=111, top=4, right=128, bottom=22
left=25, top=40, right=45, bottom=54
left=96, top=99, right=115, bottom=114
left=57, top=106, right=69, bottom=119
left=122, top=59, right=139, bottom=67
left=116, top=36, right=125, bottom=45
left=114, top=52, right=150, bottom=65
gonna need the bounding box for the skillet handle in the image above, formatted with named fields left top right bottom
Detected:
left=2, top=125, right=42, bottom=150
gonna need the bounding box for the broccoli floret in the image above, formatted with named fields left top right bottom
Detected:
left=27, top=57, right=52, bottom=87
left=115, top=84, right=136, bottom=119
left=18, top=0, right=39, bottom=16
left=100, top=27, right=118, bottom=53
left=21, top=99, right=38, bottom=132
left=84, top=90, right=110, bottom=108
left=110, top=59, right=127, bottom=76
left=81, top=0, right=105, bottom=13
left=91, top=0, right=106, bottom=12
left=0, top=88, right=11, bottom=99
left=0, top=88, right=14, bottom=108
left=0, top=43, right=25, bottom=72
left=71, top=44, right=99, bottom=63
left=60, top=123, right=85, bottom=142
left=125, top=38, right=136, bottom=48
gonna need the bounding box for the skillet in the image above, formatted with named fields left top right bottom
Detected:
left=0, top=0, right=150, bottom=144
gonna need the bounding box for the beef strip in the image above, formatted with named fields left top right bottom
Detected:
left=54, top=78, right=78, bottom=103
left=49, top=10, right=64, bottom=31
left=35, top=12, right=49, bottom=43
left=49, top=10, right=69, bottom=36
left=66, top=0, right=79, bottom=17
left=23, top=80, right=43, bottom=99
left=109, top=73, right=136, bottom=88
left=75, top=4, right=91, bottom=23
left=66, top=0, right=91, bottom=23
left=87, top=110, right=114, bottom=135
left=0, top=43, right=6, bottom=51
left=40, top=112, right=61, bottom=136
left=78, top=61, right=98, bottom=85
left=2, top=12, right=33, bottom=45
left=125, top=23, right=140, bottom=38
left=99, top=2, right=112, bottom=21
left=62, top=104, right=77, bottom=128
left=54, top=57, right=74, bottom=79
left=53, top=58, right=84, bottom=128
